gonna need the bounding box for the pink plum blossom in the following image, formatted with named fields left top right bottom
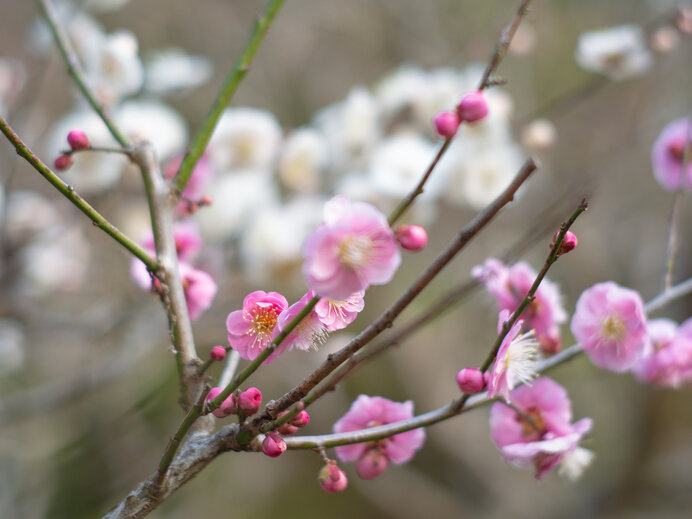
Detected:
left=651, top=118, right=692, bottom=191
left=489, top=377, right=593, bottom=480
left=570, top=282, right=647, bottom=372
left=333, top=395, right=425, bottom=479
left=456, top=367, right=486, bottom=394
left=302, top=196, right=401, bottom=300
left=487, top=310, right=539, bottom=401
left=226, top=290, right=288, bottom=363
left=314, top=290, right=365, bottom=331
left=163, top=152, right=214, bottom=202
left=632, top=318, right=692, bottom=387
left=179, top=262, right=217, bottom=321
left=205, top=387, right=236, bottom=418
left=278, top=291, right=329, bottom=351
left=472, top=258, right=567, bottom=353
left=67, top=129, right=91, bottom=150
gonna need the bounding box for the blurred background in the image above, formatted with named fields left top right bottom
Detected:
left=1, top=1, right=691, bottom=518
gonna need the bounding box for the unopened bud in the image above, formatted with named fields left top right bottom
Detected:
left=54, top=154, right=73, bottom=171
left=206, top=387, right=236, bottom=418
left=262, top=431, right=287, bottom=458
left=210, top=345, right=226, bottom=362
left=290, top=410, right=311, bottom=428
left=395, top=225, right=428, bottom=252
left=318, top=463, right=348, bottom=493
left=237, top=387, right=262, bottom=417
left=457, top=91, right=488, bottom=123
left=551, top=230, right=578, bottom=256
left=433, top=111, right=461, bottom=138
left=539, top=335, right=561, bottom=356
left=66, top=130, right=91, bottom=151
left=455, top=368, right=485, bottom=394
left=356, top=449, right=388, bottom=480
left=198, top=195, right=213, bottom=206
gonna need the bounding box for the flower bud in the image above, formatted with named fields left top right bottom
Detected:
left=278, top=423, right=299, bottom=435
left=206, top=387, right=236, bottom=418
left=262, top=432, right=287, bottom=458
left=54, top=154, right=73, bottom=171
left=237, top=387, right=262, bottom=417
left=356, top=449, right=388, bottom=479
left=395, top=225, right=428, bottom=252
left=455, top=368, right=485, bottom=394
left=318, top=463, right=348, bottom=493
left=457, top=91, right=488, bottom=123
left=551, top=230, right=578, bottom=256
left=210, top=345, right=226, bottom=362
left=433, top=111, right=460, bottom=138
left=290, top=410, right=311, bottom=428
left=66, top=130, right=91, bottom=150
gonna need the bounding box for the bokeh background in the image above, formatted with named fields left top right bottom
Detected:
left=1, top=1, right=691, bottom=518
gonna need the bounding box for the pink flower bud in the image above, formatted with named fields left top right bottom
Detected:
left=206, top=387, right=236, bottom=418
left=262, top=432, right=287, bottom=458
left=278, top=423, right=299, bottom=435
left=356, top=449, right=389, bottom=479
left=455, top=368, right=486, bottom=394
left=210, top=345, right=226, bottom=362
left=457, top=91, right=489, bottom=123
left=318, top=463, right=348, bottom=493
left=237, top=387, right=262, bottom=417
left=290, top=410, right=311, bottom=428
left=66, top=130, right=91, bottom=150
left=433, top=110, right=461, bottom=138
left=54, top=154, right=73, bottom=171
left=395, top=225, right=428, bottom=252
left=551, top=230, right=578, bottom=256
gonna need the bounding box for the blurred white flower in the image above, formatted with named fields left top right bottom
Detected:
left=0, top=318, right=25, bottom=375
left=367, top=134, right=443, bottom=200
left=522, top=118, right=557, bottom=151
left=374, top=65, right=431, bottom=129
left=240, top=196, right=324, bottom=279
left=144, top=49, right=213, bottom=93
left=278, top=128, right=329, bottom=193
left=451, top=144, right=524, bottom=209
left=83, top=30, right=144, bottom=105
left=30, top=9, right=105, bottom=62
left=314, top=87, right=380, bottom=173
left=209, top=107, right=282, bottom=172
left=4, top=191, right=61, bottom=245
left=18, top=225, right=91, bottom=296
left=575, top=25, right=652, bottom=81
left=116, top=99, right=188, bottom=160
left=0, top=58, right=26, bottom=117
left=193, top=170, right=279, bottom=242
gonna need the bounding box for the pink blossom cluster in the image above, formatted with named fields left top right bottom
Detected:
left=333, top=395, right=425, bottom=479
left=472, top=258, right=568, bottom=354
left=226, top=288, right=365, bottom=364
left=651, top=117, right=692, bottom=192
left=632, top=318, right=692, bottom=387
left=490, top=377, right=593, bottom=480
left=130, top=221, right=217, bottom=321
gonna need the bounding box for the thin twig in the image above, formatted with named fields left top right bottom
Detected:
left=219, top=350, right=241, bottom=388
left=133, top=144, right=200, bottom=405
left=37, top=0, right=130, bottom=147
left=171, top=0, right=286, bottom=195
left=477, top=0, right=532, bottom=91
left=0, top=114, right=156, bottom=270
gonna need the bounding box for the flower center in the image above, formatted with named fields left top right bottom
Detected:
left=246, top=305, right=279, bottom=347
left=338, top=235, right=372, bottom=268
left=518, top=407, right=545, bottom=438
left=668, top=139, right=686, bottom=162
left=601, top=313, right=626, bottom=341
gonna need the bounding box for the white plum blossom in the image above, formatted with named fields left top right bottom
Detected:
left=193, top=170, right=279, bottom=242
left=278, top=128, right=329, bottom=193
left=144, top=49, right=213, bottom=93
left=209, top=107, right=282, bottom=172
left=313, top=87, right=380, bottom=173
left=575, top=25, right=653, bottom=81
left=0, top=58, right=26, bottom=117
left=4, top=191, right=61, bottom=245
left=116, top=99, right=188, bottom=160
left=240, top=196, right=324, bottom=280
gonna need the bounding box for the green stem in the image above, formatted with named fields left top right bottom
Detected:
left=171, top=0, right=286, bottom=195
left=37, top=0, right=131, bottom=147
left=0, top=114, right=156, bottom=270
